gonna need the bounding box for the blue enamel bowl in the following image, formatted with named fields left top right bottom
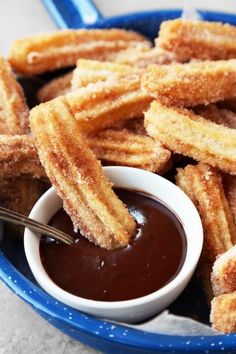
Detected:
left=1, top=2, right=236, bottom=353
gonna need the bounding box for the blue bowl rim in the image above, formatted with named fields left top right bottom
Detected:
left=1, top=7, right=236, bottom=353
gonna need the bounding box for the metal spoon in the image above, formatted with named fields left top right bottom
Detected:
left=0, top=206, right=74, bottom=245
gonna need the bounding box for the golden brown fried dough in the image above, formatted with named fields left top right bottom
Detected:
left=88, top=128, right=171, bottom=173
left=211, top=292, right=236, bottom=333
left=223, top=174, right=236, bottom=225
left=157, top=19, right=236, bottom=61
left=9, top=29, right=151, bottom=75
left=37, top=71, right=73, bottom=103
left=30, top=96, right=136, bottom=249
left=195, top=104, right=236, bottom=129
left=142, top=60, right=236, bottom=107
left=145, top=102, right=236, bottom=174
left=0, top=57, right=29, bottom=134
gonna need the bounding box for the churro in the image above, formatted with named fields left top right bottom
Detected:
left=211, top=292, right=236, bottom=333
left=211, top=246, right=236, bottom=296
left=156, top=19, right=236, bottom=61
left=9, top=29, right=151, bottom=75
left=0, top=135, right=45, bottom=179
left=195, top=104, right=236, bottom=129
left=142, top=60, right=236, bottom=107
left=145, top=102, right=236, bottom=174
left=30, top=96, right=136, bottom=249
left=88, top=128, right=171, bottom=173
left=223, top=174, right=236, bottom=225
left=176, top=164, right=236, bottom=262
left=37, top=71, right=73, bottom=103
left=0, top=57, right=29, bottom=134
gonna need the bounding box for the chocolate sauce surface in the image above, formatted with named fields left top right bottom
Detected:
left=40, top=189, right=187, bottom=301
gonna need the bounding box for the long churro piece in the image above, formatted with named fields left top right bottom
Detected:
left=0, top=135, right=45, bottom=179
left=142, top=60, right=236, bottom=107
left=37, top=71, right=73, bottom=103
left=223, top=174, right=236, bottom=225
left=156, top=19, right=236, bottom=61
left=211, top=292, right=236, bottom=333
left=211, top=246, right=236, bottom=296
left=176, top=164, right=236, bottom=262
left=145, top=102, right=236, bottom=174
left=72, top=59, right=143, bottom=90
left=195, top=104, right=236, bottom=129
left=0, top=57, right=29, bottom=134
left=88, top=128, right=171, bottom=173
left=30, top=97, right=136, bottom=249
left=9, top=29, right=150, bottom=75
left=67, top=79, right=152, bottom=134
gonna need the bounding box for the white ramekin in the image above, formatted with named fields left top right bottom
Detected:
left=24, top=166, right=203, bottom=323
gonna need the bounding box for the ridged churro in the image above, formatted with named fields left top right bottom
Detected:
left=156, top=19, right=236, bottom=61
left=141, top=60, right=236, bottom=107
left=195, top=104, right=236, bottom=129
left=0, top=135, right=45, bottom=179
left=211, top=246, right=236, bottom=296
left=211, top=292, right=236, bottom=333
left=30, top=96, right=136, bottom=249
left=176, top=164, right=236, bottom=262
left=9, top=29, right=151, bottom=75
left=37, top=71, right=73, bottom=103
left=223, top=174, right=236, bottom=225
left=145, top=102, right=236, bottom=174
left=88, top=128, right=171, bottom=173
left=67, top=79, right=152, bottom=134
left=72, top=59, right=143, bottom=90
left=0, top=57, right=29, bottom=134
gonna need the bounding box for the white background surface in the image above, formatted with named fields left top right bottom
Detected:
left=0, top=1, right=236, bottom=353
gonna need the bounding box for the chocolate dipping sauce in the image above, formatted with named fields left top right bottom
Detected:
left=40, top=189, right=187, bottom=301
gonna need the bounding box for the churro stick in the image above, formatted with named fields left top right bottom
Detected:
left=9, top=29, right=151, bottom=75
left=223, top=174, right=236, bottom=225
left=142, top=60, right=236, bottom=107
left=72, top=59, right=143, bottom=90
left=176, top=164, right=236, bottom=262
left=30, top=97, right=136, bottom=249
left=211, top=292, right=236, bottom=333
left=211, top=246, right=236, bottom=296
left=195, top=104, right=236, bottom=129
left=0, top=57, right=29, bottom=134
left=88, top=128, right=171, bottom=173
left=37, top=71, right=73, bottom=103
left=145, top=102, right=236, bottom=174
left=0, top=135, right=45, bottom=179
left=67, top=79, right=152, bottom=134
left=156, top=19, right=236, bottom=61
left=114, top=46, right=178, bottom=67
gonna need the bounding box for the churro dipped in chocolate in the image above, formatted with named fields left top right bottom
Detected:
left=30, top=97, right=136, bottom=249
left=156, top=19, right=236, bottom=61
left=145, top=102, right=236, bottom=174
left=88, top=128, right=171, bottom=173
left=0, top=57, right=29, bottom=134
left=9, top=29, right=150, bottom=75
left=142, top=60, right=236, bottom=107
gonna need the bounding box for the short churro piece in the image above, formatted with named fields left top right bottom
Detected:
left=88, top=128, right=171, bottom=173
left=0, top=135, right=45, bottom=179
left=157, top=19, right=236, bottom=61
left=115, top=46, right=178, bottom=67
left=223, top=174, right=236, bottom=225
left=212, top=246, right=236, bottom=296
left=145, top=102, right=236, bottom=174
left=37, top=71, right=73, bottom=103
left=211, top=292, right=236, bottom=333
left=72, top=59, right=143, bottom=90
left=30, top=97, right=136, bottom=249
left=67, top=79, right=152, bottom=134
left=9, top=29, right=151, bottom=75
left=176, top=164, right=236, bottom=262
left=142, top=60, right=236, bottom=107
left=0, top=57, right=29, bottom=134
left=195, top=104, right=236, bottom=129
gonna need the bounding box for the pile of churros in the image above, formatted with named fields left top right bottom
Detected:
left=1, top=19, right=236, bottom=332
